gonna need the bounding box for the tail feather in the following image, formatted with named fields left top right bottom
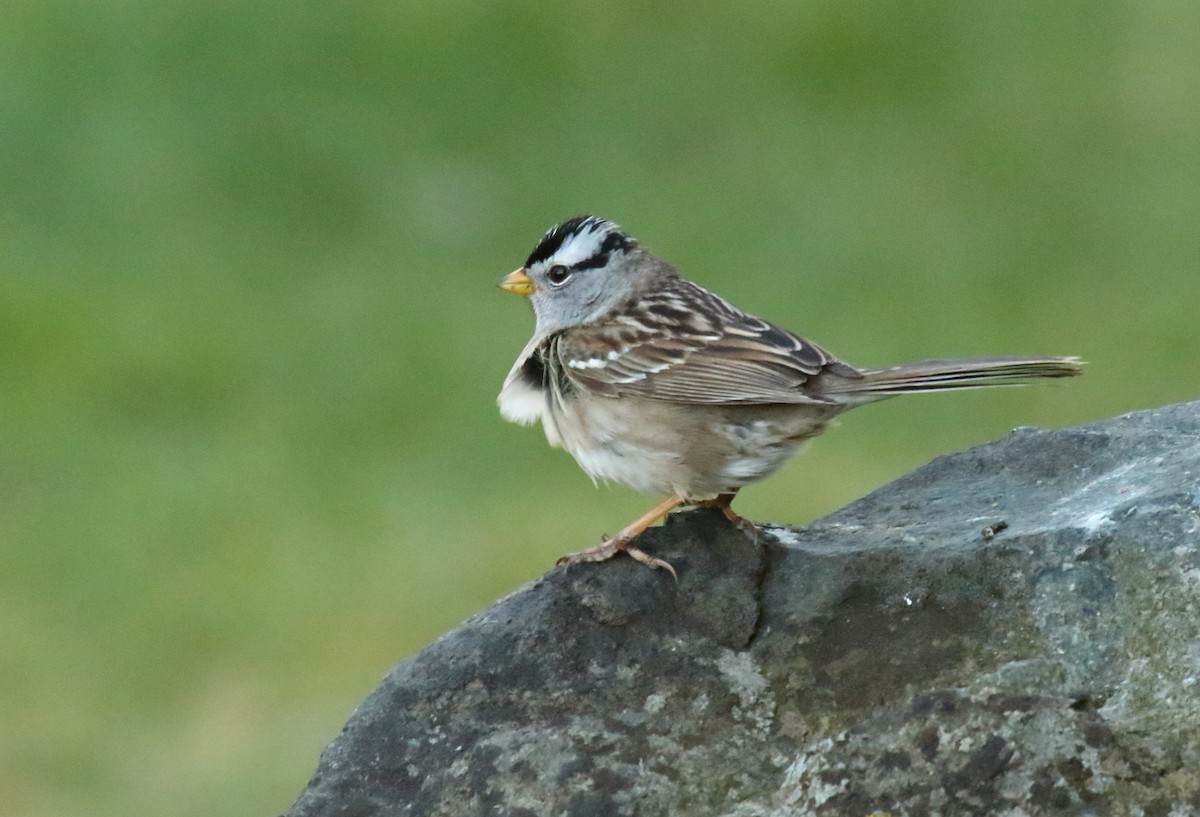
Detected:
left=827, top=356, right=1084, bottom=397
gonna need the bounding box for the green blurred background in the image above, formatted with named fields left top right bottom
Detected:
left=3, top=1, right=1198, bottom=814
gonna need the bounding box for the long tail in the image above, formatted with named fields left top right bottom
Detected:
left=825, top=356, right=1084, bottom=398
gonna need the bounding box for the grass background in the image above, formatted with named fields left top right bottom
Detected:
left=3, top=1, right=1198, bottom=814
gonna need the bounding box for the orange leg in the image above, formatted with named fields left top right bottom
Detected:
left=557, top=495, right=685, bottom=578
left=693, top=490, right=756, bottom=535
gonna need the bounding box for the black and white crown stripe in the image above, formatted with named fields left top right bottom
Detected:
left=524, top=216, right=635, bottom=272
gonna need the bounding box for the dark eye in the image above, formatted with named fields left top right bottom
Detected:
left=546, top=264, right=571, bottom=286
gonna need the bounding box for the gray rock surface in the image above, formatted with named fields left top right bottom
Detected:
left=285, top=401, right=1200, bottom=817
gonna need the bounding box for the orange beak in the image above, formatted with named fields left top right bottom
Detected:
left=498, top=268, right=536, bottom=296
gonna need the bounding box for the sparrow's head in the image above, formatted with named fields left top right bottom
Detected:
left=499, top=216, right=654, bottom=333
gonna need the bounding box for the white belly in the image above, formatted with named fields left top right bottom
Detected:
left=549, top=394, right=837, bottom=499
left=553, top=395, right=689, bottom=495
left=500, top=353, right=838, bottom=498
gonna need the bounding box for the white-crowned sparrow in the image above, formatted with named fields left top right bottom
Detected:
left=499, top=216, right=1082, bottom=576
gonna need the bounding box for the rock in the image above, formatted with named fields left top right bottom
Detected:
left=284, top=402, right=1200, bottom=817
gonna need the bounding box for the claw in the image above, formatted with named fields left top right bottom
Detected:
left=624, top=546, right=678, bottom=581
left=695, top=491, right=758, bottom=538
left=556, top=539, right=678, bottom=580
left=555, top=495, right=685, bottom=578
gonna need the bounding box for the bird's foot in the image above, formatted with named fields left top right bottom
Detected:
left=556, top=538, right=677, bottom=579
left=556, top=495, right=684, bottom=579
left=694, top=492, right=759, bottom=538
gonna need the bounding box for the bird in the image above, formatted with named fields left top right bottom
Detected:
left=497, top=216, right=1082, bottom=576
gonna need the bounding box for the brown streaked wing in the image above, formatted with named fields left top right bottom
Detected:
left=555, top=279, right=857, bottom=405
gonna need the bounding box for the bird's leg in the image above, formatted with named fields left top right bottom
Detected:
left=694, top=490, right=757, bottom=535
left=557, top=495, right=684, bottom=578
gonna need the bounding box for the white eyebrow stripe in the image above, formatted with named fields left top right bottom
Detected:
left=543, top=225, right=608, bottom=268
